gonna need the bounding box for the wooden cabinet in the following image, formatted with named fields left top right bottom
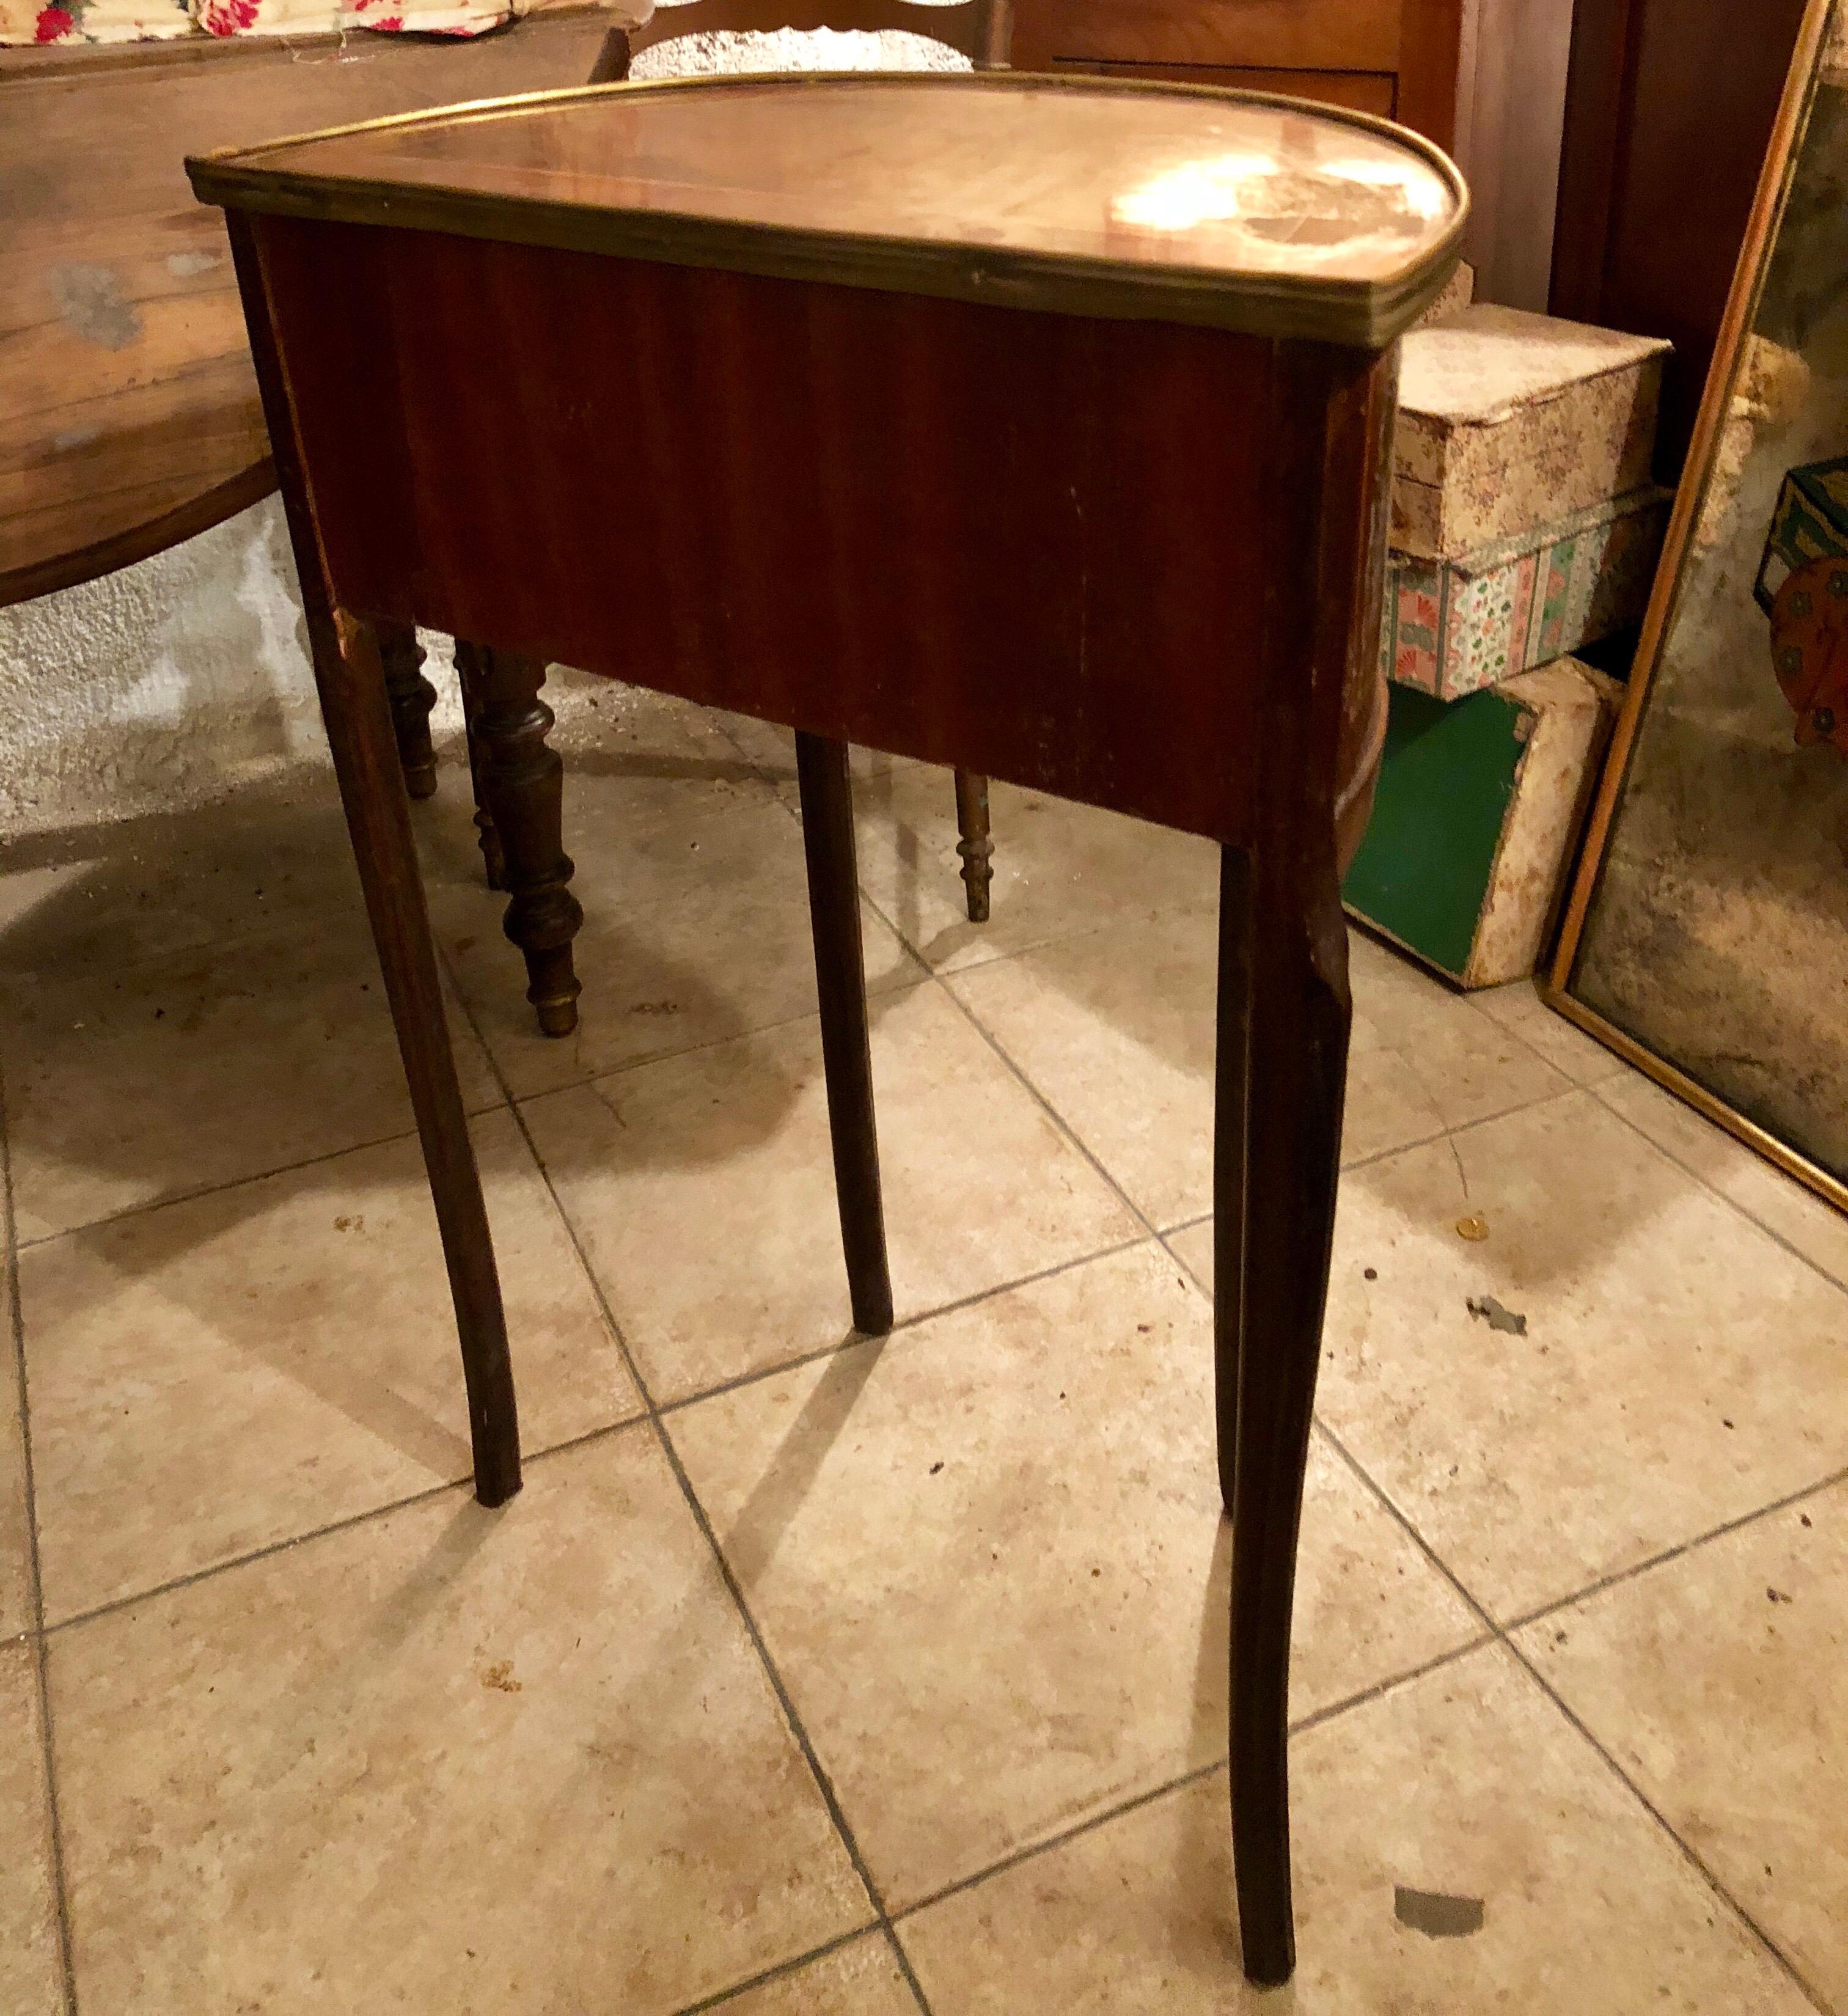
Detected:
left=1009, top=0, right=1465, bottom=147
left=1549, top=0, right=1809, bottom=471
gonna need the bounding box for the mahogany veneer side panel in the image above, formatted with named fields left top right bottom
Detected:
left=249, top=214, right=1389, bottom=849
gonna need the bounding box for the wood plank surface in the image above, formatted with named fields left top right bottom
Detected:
left=0, top=6, right=622, bottom=606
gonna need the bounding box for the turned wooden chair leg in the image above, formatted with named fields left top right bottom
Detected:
left=953, top=768, right=994, bottom=922
left=457, top=647, right=510, bottom=893
left=795, top=731, right=893, bottom=1336
left=1218, top=838, right=1352, bottom=1987
left=452, top=641, right=584, bottom=1037
left=376, top=619, right=438, bottom=801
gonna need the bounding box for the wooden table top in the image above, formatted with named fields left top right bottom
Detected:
left=191, top=73, right=1466, bottom=345
left=0, top=7, right=622, bottom=609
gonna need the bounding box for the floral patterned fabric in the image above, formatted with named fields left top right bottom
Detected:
left=4, top=0, right=189, bottom=42
left=4, top=0, right=513, bottom=43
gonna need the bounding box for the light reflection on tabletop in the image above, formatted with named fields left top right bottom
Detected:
left=215, top=76, right=1461, bottom=288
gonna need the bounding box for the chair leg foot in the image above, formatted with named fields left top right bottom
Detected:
left=454, top=641, right=583, bottom=1038
left=953, top=768, right=994, bottom=923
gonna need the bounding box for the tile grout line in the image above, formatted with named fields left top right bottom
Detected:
left=727, top=716, right=1170, bottom=1249
left=928, top=967, right=1167, bottom=1235
left=1501, top=1635, right=1839, bottom=2016
left=1327, top=985, right=1844, bottom=2012
left=1502, top=1460, right=1848, bottom=1639
left=40, top=1470, right=475, bottom=1640
left=1588, top=1082, right=1848, bottom=1299
left=441, top=937, right=938, bottom=2016
left=501, top=975, right=935, bottom=1127
left=667, top=1921, right=883, bottom=2015
left=656, top=1230, right=1158, bottom=1420
left=36, top=1230, right=1165, bottom=1640
left=1311, top=1421, right=1836, bottom=2015
left=15, top=978, right=915, bottom=1267
left=675, top=1623, right=1502, bottom=2012
left=1338, top=1076, right=1583, bottom=1180
left=0, top=1057, right=80, bottom=2016
left=885, top=1626, right=1497, bottom=1933
left=10, top=1120, right=435, bottom=1255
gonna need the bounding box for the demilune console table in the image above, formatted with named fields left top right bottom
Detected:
left=188, top=74, right=1463, bottom=1984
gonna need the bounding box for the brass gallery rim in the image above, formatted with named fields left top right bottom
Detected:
left=186, top=70, right=1470, bottom=350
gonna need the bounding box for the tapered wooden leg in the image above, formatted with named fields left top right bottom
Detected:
left=1212, top=846, right=1253, bottom=1514
left=226, top=214, right=519, bottom=1508
left=952, top=769, right=994, bottom=923
left=377, top=620, right=438, bottom=801
left=795, top=732, right=893, bottom=1336
left=328, top=616, right=524, bottom=1506
left=1221, top=840, right=1352, bottom=1987
left=458, top=654, right=509, bottom=892
left=453, top=641, right=583, bottom=1037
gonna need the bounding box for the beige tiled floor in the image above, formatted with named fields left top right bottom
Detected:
left=2, top=681, right=1843, bottom=2014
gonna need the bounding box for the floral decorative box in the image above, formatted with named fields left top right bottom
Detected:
left=1393, top=305, right=1672, bottom=560
left=1380, top=485, right=1672, bottom=700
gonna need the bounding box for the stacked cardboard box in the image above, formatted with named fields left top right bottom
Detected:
left=1343, top=298, right=1673, bottom=988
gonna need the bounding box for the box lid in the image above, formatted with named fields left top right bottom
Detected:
left=1393, top=482, right=1674, bottom=576
left=1401, top=303, right=1672, bottom=426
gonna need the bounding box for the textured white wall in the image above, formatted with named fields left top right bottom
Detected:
left=0, top=499, right=433, bottom=840
left=0, top=500, right=316, bottom=837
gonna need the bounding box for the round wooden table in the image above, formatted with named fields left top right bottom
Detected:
left=0, top=9, right=623, bottom=606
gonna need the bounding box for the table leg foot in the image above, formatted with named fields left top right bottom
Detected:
left=1220, top=841, right=1351, bottom=1988
left=796, top=731, right=893, bottom=1336
left=953, top=768, right=994, bottom=923
left=378, top=620, right=439, bottom=802
left=455, top=641, right=584, bottom=1038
